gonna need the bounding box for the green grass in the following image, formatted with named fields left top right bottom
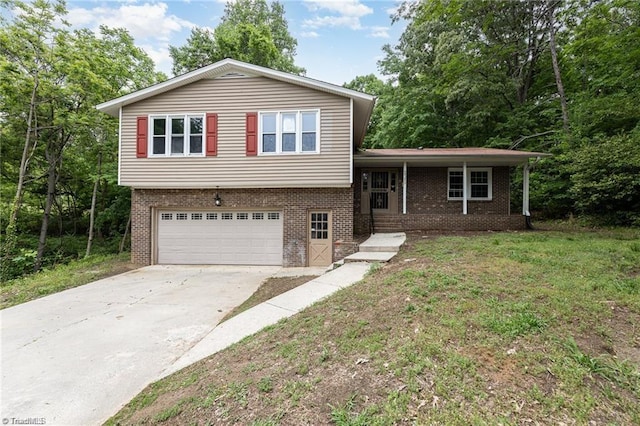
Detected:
left=105, top=225, right=640, bottom=425
left=1, top=252, right=134, bottom=309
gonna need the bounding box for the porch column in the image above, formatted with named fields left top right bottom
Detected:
left=522, top=162, right=530, bottom=216
left=462, top=161, right=468, bottom=215
left=402, top=161, right=407, bottom=214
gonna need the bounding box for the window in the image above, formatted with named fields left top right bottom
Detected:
left=252, top=213, right=264, bottom=220
left=268, top=212, right=280, bottom=220
left=150, top=114, right=204, bottom=156
left=161, top=213, right=173, bottom=220
left=206, top=213, right=217, bottom=220
left=310, top=212, right=329, bottom=239
left=259, top=110, right=319, bottom=154
left=448, top=168, right=492, bottom=200
left=448, top=171, right=464, bottom=198
left=176, top=213, right=188, bottom=220
left=221, top=213, right=233, bottom=220
left=237, top=213, right=248, bottom=220
left=191, top=213, right=202, bottom=220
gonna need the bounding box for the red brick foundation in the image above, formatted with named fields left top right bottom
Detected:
left=131, top=187, right=356, bottom=266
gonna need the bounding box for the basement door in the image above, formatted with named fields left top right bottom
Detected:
left=308, top=211, right=332, bottom=267
left=156, top=210, right=283, bottom=265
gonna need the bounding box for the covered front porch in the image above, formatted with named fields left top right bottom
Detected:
left=352, top=148, right=550, bottom=233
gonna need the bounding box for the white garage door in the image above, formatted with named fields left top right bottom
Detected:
left=157, top=210, right=283, bottom=265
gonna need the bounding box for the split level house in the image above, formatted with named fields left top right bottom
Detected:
left=97, top=59, right=549, bottom=268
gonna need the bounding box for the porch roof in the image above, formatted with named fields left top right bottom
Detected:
left=354, top=147, right=551, bottom=167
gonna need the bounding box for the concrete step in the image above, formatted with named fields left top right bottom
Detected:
left=359, top=232, right=406, bottom=252
left=344, top=251, right=398, bottom=262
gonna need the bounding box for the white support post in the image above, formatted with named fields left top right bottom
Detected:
left=402, top=161, right=407, bottom=214
left=523, top=162, right=530, bottom=216
left=462, top=161, right=468, bottom=215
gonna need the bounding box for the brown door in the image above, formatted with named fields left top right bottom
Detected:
left=308, top=211, right=332, bottom=266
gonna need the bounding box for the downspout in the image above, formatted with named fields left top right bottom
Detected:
left=349, top=98, right=354, bottom=185
left=118, top=106, right=123, bottom=186
left=402, top=161, right=407, bottom=214
left=462, top=161, right=468, bottom=215
left=523, top=162, right=532, bottom=229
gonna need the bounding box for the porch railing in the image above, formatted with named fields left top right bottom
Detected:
left=369, top=192, right=375, bottom=234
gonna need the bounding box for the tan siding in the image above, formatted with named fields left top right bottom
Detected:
left=120, top=76, right=351, bottom=188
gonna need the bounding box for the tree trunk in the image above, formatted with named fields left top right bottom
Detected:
left=85, top=152, right=102, bottom=257
left=35, top=147, right=58, bottom=271
left=2, top=78, right=38, bottom=274
left=548, top=1, right=570, bottom=132
left=119, top=211, right=131, bottom=254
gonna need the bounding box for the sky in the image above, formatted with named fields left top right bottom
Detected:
left=62, top=0, right=408, bottom=86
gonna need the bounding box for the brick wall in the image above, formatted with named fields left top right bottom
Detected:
left=131, top=187, right=355, bottom=266
left=353, top=166, right=525, bottom=233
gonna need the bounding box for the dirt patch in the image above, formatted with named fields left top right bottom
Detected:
left=576, top=301, right=640, bottom=366
left=220, top=275, right=318, bottom=322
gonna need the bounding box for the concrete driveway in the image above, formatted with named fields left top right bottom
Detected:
left=1, top=265, right=280, bottom=425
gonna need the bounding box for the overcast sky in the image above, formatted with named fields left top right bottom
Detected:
left=61, top=0, right=407, bottom=85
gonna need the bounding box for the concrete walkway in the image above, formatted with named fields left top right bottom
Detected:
left=163, top=233, right=406, bottom=375
left=163, top=261, right=372, bottom=377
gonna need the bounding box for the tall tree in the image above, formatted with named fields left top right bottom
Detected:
left=0, top=0, right=66, bottom=273
left=375, top=0, right=558, bottom=149
left=170, top=0, right=304, bottom=75
left=344, top=74, right=388, bottom=148
left=1, top=0, right=164, bottom=277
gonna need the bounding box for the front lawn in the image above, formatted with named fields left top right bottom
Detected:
left=106, top=226, right=638, bottom=424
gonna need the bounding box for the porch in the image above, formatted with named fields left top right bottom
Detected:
left=353, top=148, right=550, bottom=234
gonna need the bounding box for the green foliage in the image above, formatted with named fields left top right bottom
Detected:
left=169, top=0, right=304, bottom=75
left=343, top=74, right=389, bottom=148
left=374, top=0, right=556, bottom=149
left=364, top=0, right=639, bottom=224
left=0, top=0, right=162, bottom=280
left=570, top=131, right=640, bottom=225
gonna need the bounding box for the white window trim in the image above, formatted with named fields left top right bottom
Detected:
left=148, top=113, right=206, bottom=157
left=258, top=109, right=320, bottom=155
left=447, top=167, right=493, bottom=201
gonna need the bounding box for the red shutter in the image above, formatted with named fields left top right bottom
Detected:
left=205, top=113, right=218, bottom=156
left=246, top=112, right=258, bottom=156
left=136, top=116, right=148, bottom=158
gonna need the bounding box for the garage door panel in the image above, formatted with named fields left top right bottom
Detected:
left=157, top=210, right=283, bottom=265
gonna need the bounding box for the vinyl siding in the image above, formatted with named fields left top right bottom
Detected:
left=120, top=76, right=352, bottom=188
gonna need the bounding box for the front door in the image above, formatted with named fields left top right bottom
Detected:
left=308, top=211, right=332, bottom=266
left=361, top=170, right=399, bottom=214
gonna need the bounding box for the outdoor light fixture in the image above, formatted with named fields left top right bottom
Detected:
left=214, top=187, right=222, bottom=207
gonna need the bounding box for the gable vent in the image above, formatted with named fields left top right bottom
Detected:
left=219, top=72, right=249, bottom=79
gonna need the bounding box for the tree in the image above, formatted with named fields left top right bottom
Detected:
left=0, top=0, right=67, bottom=274
left=343, top=74, right=388, bottom=148
left=1, top=0, right=165, bottom=278
left=376, top=0, right=559, bottom=149
left=373, top=0, right=639, bottom=224
left=570, top=132, right=640, bottom=225
left=170, top=0, right=304, bottom=75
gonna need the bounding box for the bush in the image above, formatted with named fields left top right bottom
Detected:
left=570, top=131, right=640, bottom=226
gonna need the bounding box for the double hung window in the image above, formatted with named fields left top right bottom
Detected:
left=151, top=114, right=204, bottom=156
left=259, top=110, right=319, bottom=154
left=448, top=168, right=492, bottom=200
